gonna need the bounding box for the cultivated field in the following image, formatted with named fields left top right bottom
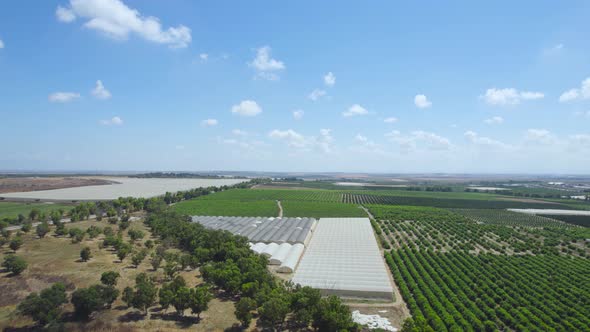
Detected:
left=173, top=199, right=279, bottom=217
left=0, top=201, right=74, bottom=219
left=0, top=177, right=248, bottom=201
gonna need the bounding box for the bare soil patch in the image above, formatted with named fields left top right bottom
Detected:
left=0, top=177, right=116, bottom=194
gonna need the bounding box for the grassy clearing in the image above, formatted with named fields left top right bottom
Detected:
left=0, top=201, right=73, bottom=219
left=172, top=198, right=279, bottom=217
left=0, top=219, right=239, bottom=331
left=281, top=201, right=366, bottom=218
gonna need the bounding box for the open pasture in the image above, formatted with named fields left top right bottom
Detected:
left=172, top=199, right=279, bottom=217
left=0, top=201, right=73, bottom=219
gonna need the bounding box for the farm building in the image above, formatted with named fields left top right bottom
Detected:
left=291, top=218, right=394, bottom=300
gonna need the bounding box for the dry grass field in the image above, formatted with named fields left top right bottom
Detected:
left=0, top=219, right=241, bottom=331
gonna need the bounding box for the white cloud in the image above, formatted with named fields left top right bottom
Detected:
left=324, top=72, right=335, bottom=87
left=249, top=46, right=285, bottom=80
left=0, top=39, right=4, bottom=49
left=48, top=92, right=81, bottom=103
left=232, top=129, right=249, bottom=136
left=464, top=130, right=509, bottom=149
left=386, top=130, right=451, bottom=151
left=308, top=89, right=326, bottom=101
left=525, top=128, right=556, bottom=145
left=56, top=5, right=76, bottom=22
left=484, top=116, right=504, bottom=125
left=559, top=78, right=590, bottom=102
left=569, top=134, right=590, bottom=149
left=91, top=80, right=111, bottom=99
left=56, top=0, right=191, bottom=48
left=100, top=116, right=123, bottom=126
left=293, top=109, right=304, bottom=120
left=268, top=129, right=334, bottom=153
left=201, top=119, right=218, bottom=127
left=481, top=88, right=544, bottom=106
left=384, top=117, right=398, bottom=123
left=414, top=94, right=432, bottom=109
left=231, top=100, right=262, bottom=117
left=573, top=110, right=590, bottom=118
left=199, top=53, right=208, bottom=61
left=342, top=104, right=368, bottom=117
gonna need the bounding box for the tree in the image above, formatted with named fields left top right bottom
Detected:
left=159, top=276, right=186, bottom=312
left=50, top=210, right=62, bottom=224
left=235, top=297, right=256, bottom=328
left=71, top=284, right=119, bottom=320
left=188, top=285, right=212, bottom=319
left=128, top=229, right=145, bottom=242
left=17, top=283, right=67, bottom=326
left=290, top=286, right=321, bottom=327
left=36, top=221, right=50, bottom=238
left=259, top=296, right=290, bottom=329
left=130, top=273, right=158, bottom=314
left=172, top=287, right=190, bottom=316
left=122, top=287, right=134, bottom=308
left=2, top=254, right=27, bottom=275
left=132, top=250, right=147, bottom=268
left=151, top=254, right=162, bottom=271
left=80, top=247, right=92, bottom=262
left=117, top=244, right=132, bottom=262
left=29, top=208, right=41, bottom=221
left=100, top=271, right=120, bottom=286
left=21, top=222, right=32, bottom=233
left=9, top=236, right=24, bottom=252
left=312, top=296, right=358, bottom=332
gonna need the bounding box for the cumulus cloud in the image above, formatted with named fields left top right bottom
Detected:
left=484, top=116, right=504, bottom=125
left=559, top=78, right=590, bottom=102
left=525, top=128, right=556, bottom=145
left=384, top=117, right=398, bottom=123
left=324, top=72, right=335, bottom=87
left=0, top=39, right=4, bottom=49
left=56, top=0, right=191, bottom=48
left=464, top=130, right=509, bottom=149
left=99, top=116, right=123, bottom=125
left=342, top=104, right=368, bottom=117
left=201, top=119, right=218, bottom=127
left=414, top=94, right=432, bottom=109
left=293, top=109, right=304, bottom=120
left=268, top=129, right=334, bottom=153
left=231, top=100, right=262, bottom=117
left=308, top=89, right=326, bottom=101
left=48, top=92, right=81, bottom=103
left=249, top=46, right=285, bottom=80
left=199, top=53, right=208, bottom=61
left=481, top=88, right=544, bottom=106
left=91, top=80, right=111, bottom=99
left=386, top=130, right=451, bottom=151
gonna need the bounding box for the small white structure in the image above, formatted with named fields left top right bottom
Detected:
left=269, top=243, right=293, bottom=265
left=278, top=243, right=305, bottom=273
left=261, top=242, right=280, bottom=257
left=352, top=311, right=397, bottom=331
left=250, top=242, right=267, bottom=254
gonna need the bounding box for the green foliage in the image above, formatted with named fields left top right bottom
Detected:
left=312, top=296, right=358, bottom=332
left=173, top=199, right=279, bottom=217
left=259, top=295, right=290, bottom=329
left=281, top=201, right=367, bottom=218
left=100, top=271, right=120, bottom=286
left=20, top=222, right=32, bottom=233
left=71, top=284, right=119, bottom=319
left=0, top=202, right=72, bottom=220
left=234, top=297, right=256, bottom=327
left=2, top=254, right=27, bottom=275
left=9, top=236, right=24, bottom=252
left=17, top=283, right=67, bottom=326
left=117, top=243, right=132, bottom=262
left=36, top=221, right=50, bottom=238
left=188, top=285, right=212, bottom=318
left=128, top=273, right=158, bottom=314
left=131, top=249, right=148, bottom=267
left=80, top=246, right=92, bottom=262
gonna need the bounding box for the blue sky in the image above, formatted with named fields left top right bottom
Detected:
left=1, top=1, right=589, bottom=173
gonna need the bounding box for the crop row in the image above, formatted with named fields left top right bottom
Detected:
left=450, top=209, right=573, bottom=228
left=386, top=248, right=590, bottom=331
left=200, top=189, right=343, bottom=203
left=343, top=193, right=571, bottom=209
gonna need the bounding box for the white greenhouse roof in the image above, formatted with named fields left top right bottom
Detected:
left=291, top=218, right=393, bottom=300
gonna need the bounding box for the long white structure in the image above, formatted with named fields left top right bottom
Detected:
left=291, top=218, right=394, bottom=300
left=278, top=243, right=305, bottom=273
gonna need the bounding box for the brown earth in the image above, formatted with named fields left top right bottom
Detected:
left=0, top=177, right=116, bottom=194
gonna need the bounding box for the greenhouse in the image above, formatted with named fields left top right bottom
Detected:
left=191, top=216, right=316, bottom=244
left=291, top=218, right=394, bottom=300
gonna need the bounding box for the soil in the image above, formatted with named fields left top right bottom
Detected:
left=0, top=177, right=116, bottom=194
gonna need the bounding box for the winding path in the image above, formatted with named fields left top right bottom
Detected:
left=277, top=200, right=283, bottom=218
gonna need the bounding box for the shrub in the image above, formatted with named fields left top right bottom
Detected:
left=2, top=254, right=27, bottom=275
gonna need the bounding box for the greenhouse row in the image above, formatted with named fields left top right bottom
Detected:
left=191, top=216, right=317, bottom=244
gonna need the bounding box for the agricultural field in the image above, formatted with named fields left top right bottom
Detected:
left=369, top=205, right=590, bottom=331
left=281, top=201, right=366, bottom=218
left=172, top=199, right=279, bottom=217
left=538, top=214, right=590, bottom=227
left=344, top=193, right=571, bottom=209
left=0, top=201, right=73, bottom=220
left=200, top=188, right=343, bottom=202
left=451, top=209, right=572, bottom=228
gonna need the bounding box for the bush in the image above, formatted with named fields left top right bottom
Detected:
left=71, top=284, right=119, bottom=319
left=17, top=283, right=67, bottom=326
left=100, top=271, right=120, bottom=286
left=80, top=247, right=92, bottom=262
left=9, top=236, right=24, bottom=252
left=36, top=222, right=50, bottom=238
left=2, top=254, right=27, bottom=275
